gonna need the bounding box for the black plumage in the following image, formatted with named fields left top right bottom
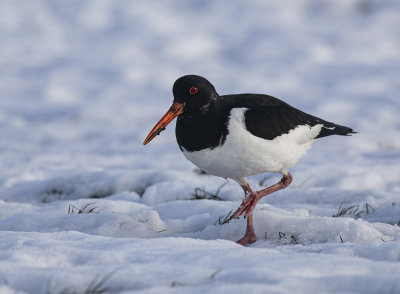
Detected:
left=176, top=87, right=355, bottom=152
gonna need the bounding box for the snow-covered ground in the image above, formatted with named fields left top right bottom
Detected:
left=1, top=0, right=400, bottom=293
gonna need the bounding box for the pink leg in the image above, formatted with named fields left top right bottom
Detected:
left=232, top=173, right=293, bottom=220
left=232, top=173, right=293, bottom=245
left=235, top=183, right=257, bottom=245
left=236, top=214, right=257, bottom=245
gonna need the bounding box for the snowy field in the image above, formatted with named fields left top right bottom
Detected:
left=1, top=0, right=400, bottom=293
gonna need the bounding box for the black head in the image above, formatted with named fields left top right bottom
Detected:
left=143, top=75, right=219, bottom=145
left=172, top=75, right=219, bottom=115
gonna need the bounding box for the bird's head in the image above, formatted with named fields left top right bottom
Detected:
left=143, top=75, right=218, bottom=145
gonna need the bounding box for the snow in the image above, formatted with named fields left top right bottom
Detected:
left=1, top=0, right=400, bottom=293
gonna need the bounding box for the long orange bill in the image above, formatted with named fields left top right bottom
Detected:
left=143, top=101, right=185, bottom=145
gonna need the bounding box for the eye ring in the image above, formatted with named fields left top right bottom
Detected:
left=189, top=86, right=198, bottom=95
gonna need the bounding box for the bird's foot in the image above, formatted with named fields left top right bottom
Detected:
left=230, top=192, right=259, bottom=220
left=236, top=213, right=257, bottom=246
left=236, top=230, right=257, bottom=246
left=231, top=173, right=293, bottom=220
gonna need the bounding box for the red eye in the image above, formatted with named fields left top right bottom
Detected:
left=189, top=86, right=198, bottom=94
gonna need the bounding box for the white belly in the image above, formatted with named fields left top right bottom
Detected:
left=182, top=108, right=322, bottom=179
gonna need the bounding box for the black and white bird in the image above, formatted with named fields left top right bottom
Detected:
left=144, top=75, right=356, bottom=245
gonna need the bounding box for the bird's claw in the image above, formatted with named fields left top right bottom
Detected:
left=230, top=193, right=258, bottom=220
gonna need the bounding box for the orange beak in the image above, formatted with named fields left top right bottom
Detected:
left=143, top=101, right=185, bottom=145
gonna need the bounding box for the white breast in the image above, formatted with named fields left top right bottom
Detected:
left=182, top=108, right=322, bottom=179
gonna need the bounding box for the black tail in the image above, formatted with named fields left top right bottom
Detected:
left=316, top=123, right=357, bottom=139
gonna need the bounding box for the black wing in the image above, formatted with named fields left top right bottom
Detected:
left=223, top=94, right=356, bottom=140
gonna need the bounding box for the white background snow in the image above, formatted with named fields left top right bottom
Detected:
left=1, top=0, right=400, bottom=293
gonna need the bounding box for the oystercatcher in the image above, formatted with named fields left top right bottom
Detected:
left=144, top=75, right=356, bottom=245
